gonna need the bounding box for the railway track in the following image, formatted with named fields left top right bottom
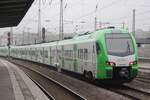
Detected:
left=139, top=67, right=150, bottom=71
left=106, top=85, right=150, bottom=100
left=139, top=57, right=150, bottom=62
left=13, top=62, right=86, bottom=100
left=11, top=59, right=150, bottom=100
left=136, top=77, right=150, bottom=84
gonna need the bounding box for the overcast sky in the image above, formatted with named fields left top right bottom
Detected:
left=0, top=0, right=150, bottom=35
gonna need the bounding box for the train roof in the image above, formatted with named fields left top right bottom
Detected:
left=0, top=27, right=129, bottom=49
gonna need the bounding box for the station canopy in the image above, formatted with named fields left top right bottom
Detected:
left=0, top=0, right=34, bottom=28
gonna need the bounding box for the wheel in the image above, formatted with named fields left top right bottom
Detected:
left=83, top=71, right=87, bottom=78
left=83, top=71, right=94, bottom=82
left=87, top=72, right=94, bottom=82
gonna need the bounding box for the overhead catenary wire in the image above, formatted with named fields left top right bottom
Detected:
left=11, top=0, right=150, bottom=35
left=136, top=10, right=150, bottom=16
left=73, top=0, right=124, bottom=21
left=13, top=0, right=130, bottom=33
left=15, top=0, right=55, bottom=32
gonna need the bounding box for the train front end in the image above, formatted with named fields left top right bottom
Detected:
left=96, top=28, right=138, bottom=82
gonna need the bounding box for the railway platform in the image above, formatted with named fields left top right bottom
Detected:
left=0, top=58, right=49, bottom=100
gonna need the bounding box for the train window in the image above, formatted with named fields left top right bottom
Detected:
left=24, top=50, right=26, bottom=55
left=30, top=50, right=32, bottom=55
left=70, top=50, right=72, bottom=57
left=96, top=42, right=101, bottom=54
left=78, top=49, right=80, bottom=58
left=44, top=50, right=48, bottom=58
left=79, top=49, right=81, bottom=59
left=81, top=49, right=83, bottom=59
left=64, top=50, right=66, bottom=56
left=28, top=50, right=30, bottom=55
left=93, top=45, right=95, bottom=53
left=84, top=49, right=86, bottom=59
left=68, top=50, right=69, bottom=57
left=40, top=50, right=43, bottom=56
left=84, top=49, right=88, bottom=60
left=78, top=49, right=80, bottom=59
left=33, top=50, right=35, bottom=56
left=77, top=49, right=84, bottom=59
left=35, top=50, right=37, bottom=56
left=32, top=50, right=35, bottom=56
left=66, top=50, right=67, bottom=57
left=21, top=50, right=23, bottom=55
left=106, top=33, right=134, bottom=56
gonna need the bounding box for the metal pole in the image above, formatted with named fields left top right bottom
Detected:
left=132, top=9, right=135, bottom=37
left=62, top=1, right=64, bottom=40
left=122, top=22, right=125, bottom=29
left=38, top=0, right=41, bottom=42
left=95, top=4, right=98, bottom=31
left=75, top=25, right=78, bottom=35
left=8, top=27, right=13, bottom=58
left=59, top=0, right=63, bottom=40
left=28, top=31, right=30, bottom=44
left=95, top=17, right=97, bottom=31
left=57, top=0, right=64, bottom=72
left=10, top=27, right=13, bottom=45
left=22, top=28, right=24, bottom=45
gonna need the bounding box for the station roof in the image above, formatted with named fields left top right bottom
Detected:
left=0, top=0, right=34, bottom=28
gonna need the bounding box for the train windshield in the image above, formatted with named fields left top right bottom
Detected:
left=106, top=33, right=134, bottom=56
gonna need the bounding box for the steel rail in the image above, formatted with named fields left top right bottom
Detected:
left=13, top=62, right=86, bottom=100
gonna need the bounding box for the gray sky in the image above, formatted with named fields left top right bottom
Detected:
left=0, top=0, right=150, bottom=34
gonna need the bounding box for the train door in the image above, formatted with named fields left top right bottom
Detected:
left=42, top=47, right=44, bottom=63
left=73, top=44, right=78, bottom=72
left=26, top=48, right=28, bottom=60
left=48, top=46, right=51, bottom=65
left=63, top=44, right=74, bottom=71
left=77, top=43, right=88, bottom=73
left=20, top=48, right=22, bottom=59
left=50, top=45, right=56, bottom=66
left=30, top=48, right=32, bottom=61
left=49, top=46, right=51, bottom=65
left=15, top=48, right=17, bottom=58
left=91, top=42, right=97, bottom=76
left=44, top=47, right=49, bottom=65
left=35, top=48, right=38, bottom=62
left=19, top=48, right=21, bottom=58
left=24, top=48, right=27, bottom=60
left=32, top=47, right=35, bottom=62
left=61, top=45, right=64, bottom=68
left=77, top=41, right=96, bottom=75
left=22, top=48, right=24, bottom=59
left=82, top=43, right=90, bottom=72
left=57, top=45, right=62, bottom=68
left=56, top=43, right=59, bottom=66
left=37, top=47, right=41, bottom=63
left=43, top=47, right=45, bottom=64
left=54, top=45, right=57, bottom=66
left=40, top=47, right=44, bottom=63
left=38, top=47, right=42, bottom=63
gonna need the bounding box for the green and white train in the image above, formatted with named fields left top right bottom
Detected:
left=0, top=27, right=138, bottom=82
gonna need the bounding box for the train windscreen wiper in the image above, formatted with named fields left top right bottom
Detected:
left=127, top=41, right=130, bottom=54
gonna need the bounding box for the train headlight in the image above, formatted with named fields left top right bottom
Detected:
left=129, top=61, right=137, bottom=66
left=106, top=61, right=116, bottom=67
